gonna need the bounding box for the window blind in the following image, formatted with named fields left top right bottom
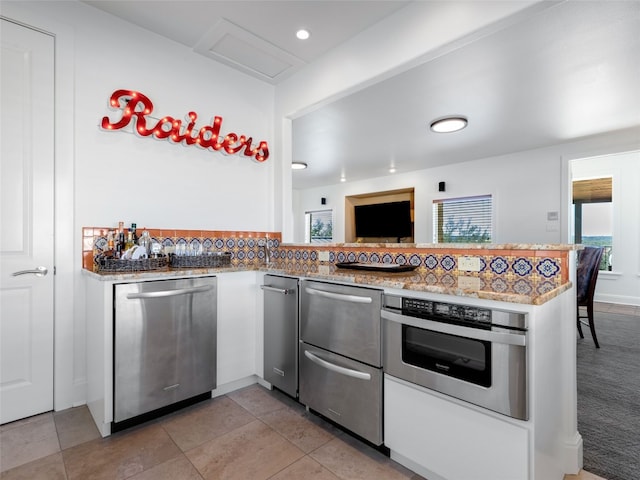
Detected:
left=433, top=195, right=492, bottom=243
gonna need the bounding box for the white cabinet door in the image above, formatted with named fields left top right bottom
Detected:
left=0, top=19, right=55, bottom=424
left=385, top=375, right=529, bottom=480
left=216, top=271, right=258, bottom=385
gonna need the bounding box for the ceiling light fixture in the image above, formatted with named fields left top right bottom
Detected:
left=291, top=162, right=307, bottom=170
left=430, top=116, right=468, bottom=133
left=296, top=29, right=310, bottom=40
left=389, top=167, right=396, bottom=173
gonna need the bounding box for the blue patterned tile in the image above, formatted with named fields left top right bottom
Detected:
left=512, top=258, right=533, bottom=276
left=302, top=250, right=309, bottom=260
left=425, top=255, right=438, bottom=269
left=237, top=238, right=245, bottom=248
left=441, top=255, right=455, bottom=271
left=247, top=238, right=256, bottom=248
left=215, top=238, right=224, bottom=249
left=382, top=253, right=393, bottom=264
left=490, top=256, right=509, bottom=274
left=337, top=252, right=346, bottom=262
left=537, top=281, right=556, bottom=295
left=310, top=251, right=318, bottom=261
left=225, top=238, right=235, bottom=249
left=409, top=254, right=422, bottom=266
left=536, top=258, right=560, bottom=278
left=358, top=252, right=369, bottom=263
left=370, top=253, right=380, bottom=263
left=490, top=277, right=509, bottom=293
left=236, top=250, right=246, bottom=260
left=329, top=252, right=336, bottom=262
left=395, top=254, right=407, bottom=265
left=513, top=279, right=533, bottom=295
left=347, top=252, right=357, bottom=262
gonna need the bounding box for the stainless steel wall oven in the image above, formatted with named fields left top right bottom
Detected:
left=382, top=294, right=528, bottom=420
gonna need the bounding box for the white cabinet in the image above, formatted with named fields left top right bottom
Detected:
left=385, top=375, right=529, bottom=480
left=213, top=271, right=260, bottom=390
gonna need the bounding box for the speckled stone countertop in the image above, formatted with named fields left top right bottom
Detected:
left=82, top=261, right=572, bottom=306
left=279, top=242, right=581, bottom=251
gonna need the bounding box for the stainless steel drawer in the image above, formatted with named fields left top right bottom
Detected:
left=299, top=342, right=383, bottom=445
left=300, top=280, right=382, bottom=367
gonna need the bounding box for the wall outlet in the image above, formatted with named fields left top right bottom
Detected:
left=318, top=250, right=330, bottom=262
left=458, top=256, right=481, bottom=272
left=458, top=275, right=481, bottom=290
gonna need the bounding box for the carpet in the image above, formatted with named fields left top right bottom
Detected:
left=576, top=310, right=640, bottom=480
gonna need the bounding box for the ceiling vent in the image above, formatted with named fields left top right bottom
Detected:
left=194, top=18, right=304, bottom=84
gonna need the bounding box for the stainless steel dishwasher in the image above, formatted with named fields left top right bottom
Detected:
left=113, top=276, right=216, bottom=431
left=261, top=275, right=299, bottom=398
left=299, top=279, right=383, bottom=445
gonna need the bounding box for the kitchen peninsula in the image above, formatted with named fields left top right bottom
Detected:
left=83, top=232, right=581, bottom=480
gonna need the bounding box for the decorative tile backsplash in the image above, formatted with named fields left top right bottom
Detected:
left=82, top=227, right=281, bottom=272
left=83, top=227, right=570, bottom=298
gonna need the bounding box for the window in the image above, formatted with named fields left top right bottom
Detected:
left=573, top=177, right=613, bottom=270
left=433, top=195, right=492, bottom=243
left=305, top=210, right=333, bottom=244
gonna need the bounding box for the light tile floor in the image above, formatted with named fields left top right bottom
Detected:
left=0, top=383, right=605, bottom=480
left=4, top=299, right=633, bottom=479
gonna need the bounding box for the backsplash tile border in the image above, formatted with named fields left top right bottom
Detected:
left=83, top=228, right=569, bottom=294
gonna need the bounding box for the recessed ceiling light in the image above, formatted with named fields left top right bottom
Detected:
left=296, top=29, right=310, bottom=40
left=389, top=167, right=396, bottom=173
left=291, top=162, right=307, bottom=170
left=430, top=116, right=468, bottom=133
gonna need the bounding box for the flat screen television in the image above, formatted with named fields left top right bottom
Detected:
left=354, top=201, right=412, bottom=239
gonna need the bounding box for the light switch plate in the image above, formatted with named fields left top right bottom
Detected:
left=458, top=256, right=481, bottom=272
left=318, top=251, right=330, bottom=262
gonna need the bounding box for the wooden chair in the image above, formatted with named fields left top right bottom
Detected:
left=576, top=246, right=605, bottom=348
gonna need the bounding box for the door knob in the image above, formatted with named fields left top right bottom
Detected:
left=11, top=266, right=48, bottom=277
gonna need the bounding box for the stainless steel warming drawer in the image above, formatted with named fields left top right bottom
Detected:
left=299, top=279, right=383, bottom=445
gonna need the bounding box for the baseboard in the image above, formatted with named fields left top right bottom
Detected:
left=595, top=293, right=640, bottom=306
left=563, top=432, right=584, bottom=474
left=211, top=375, right=259, bottom=397
left=389, top=450, right=446, bottom=480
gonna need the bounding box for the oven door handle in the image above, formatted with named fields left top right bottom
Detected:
left=304, top=287, right=372, bottom=304
left=303, top=350, right=372, bottom=380
left=381, top=309, right=526, bottom=347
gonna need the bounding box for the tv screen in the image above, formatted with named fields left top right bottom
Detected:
left=354, top=201, right=412, bottom=239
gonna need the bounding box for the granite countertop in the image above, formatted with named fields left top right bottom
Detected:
left=279, top=242, right=581, bottom=251
left=82, top=261, right=571, bottom=306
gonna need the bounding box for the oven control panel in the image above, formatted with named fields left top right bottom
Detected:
left=402, top=297, right=492, bottom=325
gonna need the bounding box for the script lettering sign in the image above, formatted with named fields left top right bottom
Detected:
left=101, top=89, right=269, bottom=162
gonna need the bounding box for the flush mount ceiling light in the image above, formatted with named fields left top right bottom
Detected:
left=296, top=29, right=310, bottom=40
left=430, top=116, right=468, bottom=133
left=291, top=162, right=307, bottom=170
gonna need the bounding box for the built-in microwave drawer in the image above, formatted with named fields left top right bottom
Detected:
left=300, top=280, right=382, bottom=367
left=299, top=342, right=383, bottom=445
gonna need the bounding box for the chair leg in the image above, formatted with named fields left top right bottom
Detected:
left=576, top=307, right=584, bottom=338
left=587, top=303, right=600, bottom=348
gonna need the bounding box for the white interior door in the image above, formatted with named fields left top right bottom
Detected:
left=1, top=19, right=55, bottom=424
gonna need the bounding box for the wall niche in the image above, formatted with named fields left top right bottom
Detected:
left=345, top=188, right=414, bottom=243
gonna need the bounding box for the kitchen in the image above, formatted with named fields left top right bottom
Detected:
left=1, top=1, right=639, bottom=479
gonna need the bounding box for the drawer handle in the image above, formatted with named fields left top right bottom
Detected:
left=126, top=285, right=212, bottom=299
left=304, top=287, right=372, bottom=304
left=261, top=285, right=293, bottom=294
left=304, top=350, right=371, bottom=380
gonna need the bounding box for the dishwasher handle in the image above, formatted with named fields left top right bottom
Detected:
left=126, top=284, right=212, bottom=299
left=303, top=350, right=371, bottom=380
left=304, top=287, right=372, bottom=304
left=261, top=285, right=294, bottom=295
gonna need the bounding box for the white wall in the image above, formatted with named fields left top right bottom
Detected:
left=2, top=1, right=275, bottom=410
left=274, top=0, right=549, bottom=239
left=570, top=150, right=640, bottom=306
